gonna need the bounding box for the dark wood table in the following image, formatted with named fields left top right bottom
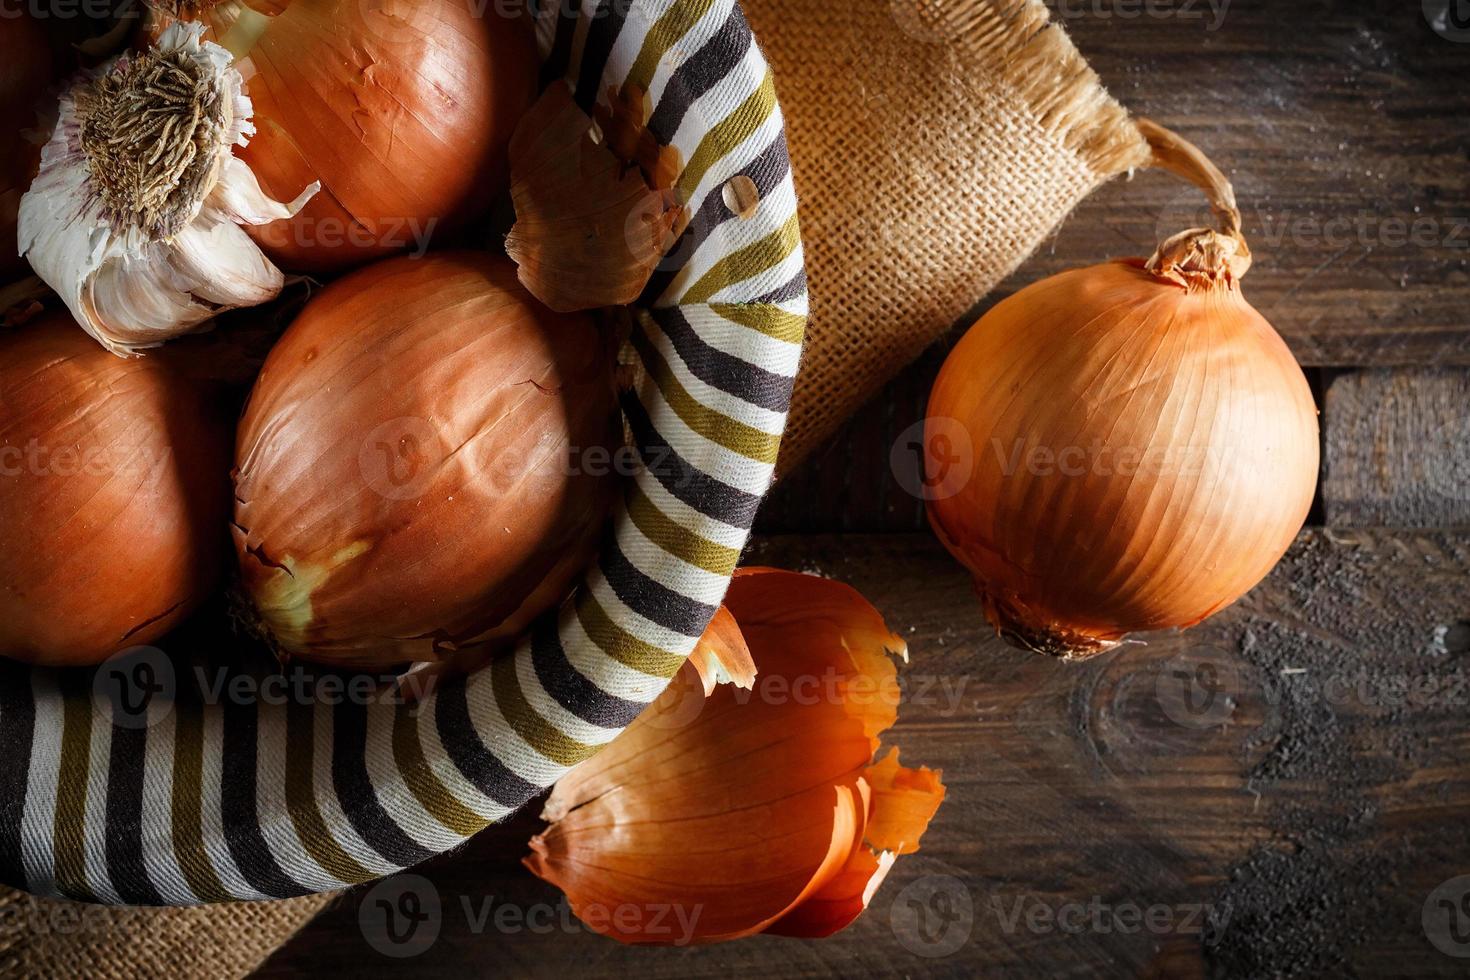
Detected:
left=259, top=2, right=1470, bottom=976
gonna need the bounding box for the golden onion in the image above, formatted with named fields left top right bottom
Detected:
left=0, top=313, right=232, bottom=665
left=232, top=252, right=619, bottom=669
left=925, top=122, right=1318, bottom=660
left=153, top=0, right=539, bottom=274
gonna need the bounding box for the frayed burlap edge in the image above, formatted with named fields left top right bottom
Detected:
left=751, top=0, right=1151, bottom=474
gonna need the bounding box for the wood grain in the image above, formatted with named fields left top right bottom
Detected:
left=1323, top=368, right=1470, bottom=528
left=258, top=531, right=1470, bottom=978
left=1025, top=0, right=1470, bottom=368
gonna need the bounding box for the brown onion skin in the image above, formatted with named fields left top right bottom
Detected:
left=170, top=0, right=537, bottom=274
left=925, top=259, right=1318, bottom=657
left=0, top=314, right=233, bottom=666
left=232, top=252, right=620, bottom=669
left=1, top=15, right=58, bottom=279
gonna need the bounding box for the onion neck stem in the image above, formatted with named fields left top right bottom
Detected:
left=1136, top=119, right=1252, bottom=284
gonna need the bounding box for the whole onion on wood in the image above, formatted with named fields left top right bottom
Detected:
left=0, top=313, right=233, bottom=666
left=152, top=0, right=538, bottom=273
left=925, top=122, right=1319, bottom=660
left=232, top=252, right=620, bottom=669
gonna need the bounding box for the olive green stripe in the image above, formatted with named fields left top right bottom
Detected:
left=625, top=0, right=718, bottom=96
left=632, top=319, right=782, bottom=464
left=490, top=655, right=598, bottom=769
left=284, top=701, right=374, bottom=885
left=53, top=682, right=96, bottom=903
left=392, top=702, right=490, bottom=838
left=708, top=303, right=807, bottom=345
left=627, top=482, right=741, bottom=575
left=170, top=698, right=231, bottom=903
left=574, top=590, right=686, bottom=679
left=677, top=69, right=777, bottom=200
left=678, top=213, right=802, bottom=306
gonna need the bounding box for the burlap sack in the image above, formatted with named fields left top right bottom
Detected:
left=749, top=0, right=1149, bottom=472
left=1, top=0, right=1145, bottom=973
left=0, top=889, right=333, bottom=978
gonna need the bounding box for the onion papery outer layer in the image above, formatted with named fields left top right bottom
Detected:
left=526, top=568, right=945, bottom=945
left=0, top=312, right=233, bottom=666
left=170, top=0, right=538, bottom=274
left=232, top=252, right=619, bottom=670
left=0, top=15, right=56, bottom=280
left=925, top=259, right=1318, bottom=659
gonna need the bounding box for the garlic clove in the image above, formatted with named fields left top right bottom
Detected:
left=17, top=22, right=316, bottom=355
left=526, top=569, right=945, bottom=945
left=207, top=155, right=321, bottom=227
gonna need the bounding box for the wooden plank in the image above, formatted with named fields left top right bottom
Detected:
left=1039, top=0, right=1470, bottom=368
left=257, top=531, right=1470, bottom=978
left=1323, top=368, right=1470, bottom=528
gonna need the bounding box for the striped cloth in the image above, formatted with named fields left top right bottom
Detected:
left=0, top=0, right=804, bottom=905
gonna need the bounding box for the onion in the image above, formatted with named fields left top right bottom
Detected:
left=0, top=313, right=233, bottom=666
left=925, top=122, right=1318, bottom=660
left=232, top=252, right=619, bottom=669
left=1, top=15, right=57, bottom=279
left=160, top=0, right=538, bottom=274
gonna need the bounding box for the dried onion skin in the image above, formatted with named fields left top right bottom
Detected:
left=0, top=313, right=233, bottom=666
left=232, top=252, right=620, bottom=669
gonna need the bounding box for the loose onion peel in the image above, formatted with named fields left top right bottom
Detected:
left=506, top=80, right=687, bottom=314
left=526, top=568, right=945, bottom=944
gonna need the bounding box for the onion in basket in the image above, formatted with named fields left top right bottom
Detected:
left=0, top=313, right=233, bottom=666
left=925, top=122, right=1318, bottom=660
left=148, top=0, right=539, bottom=274
left=232, top=252, right=620, bottom=670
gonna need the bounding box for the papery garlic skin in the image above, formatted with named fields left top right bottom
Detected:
left=18, top=22, right=317, bottom=356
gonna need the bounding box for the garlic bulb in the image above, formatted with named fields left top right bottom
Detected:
left=18, top=22, right=317, bottom=355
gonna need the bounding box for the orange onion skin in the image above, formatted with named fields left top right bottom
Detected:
left=182, top=0, right=537, bottom=274
left=925, top=259, right=1318, bottom=656
left=232, top=252, right=620, bottom=669
left=0, top=314, right=233, bottom=666
left=1, top=15, right=57, bottom=279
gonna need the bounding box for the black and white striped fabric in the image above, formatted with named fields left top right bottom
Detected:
left=0, top=0, right=804, bottom=905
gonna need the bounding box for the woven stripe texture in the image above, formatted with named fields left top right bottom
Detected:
left=0, top=0, right=805, bottom=906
